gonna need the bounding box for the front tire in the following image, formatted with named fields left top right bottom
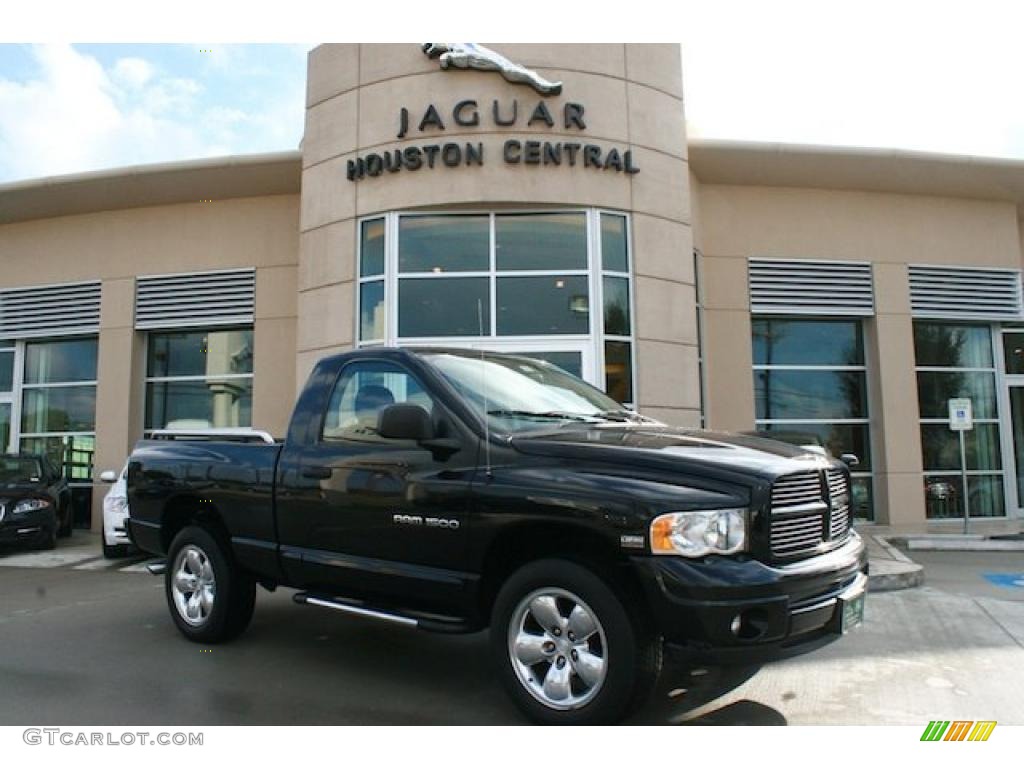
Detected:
left=490, top=558, right=662, bottom=725
left=165, top=525, right=256, bottom=644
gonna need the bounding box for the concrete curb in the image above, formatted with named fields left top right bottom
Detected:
left=904, top=538, right=1024, bottom=552
left=868, top=536, right=924, bottom=592
left=868, top=558, right=925, bottom=591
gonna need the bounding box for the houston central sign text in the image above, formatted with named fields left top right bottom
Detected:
left=346, top=99, right=639, bottom=182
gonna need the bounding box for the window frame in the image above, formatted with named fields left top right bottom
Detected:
left=913, top=320, right=1007, bottom=520
left=143, top=326, right=255, bottom=434
left=318, top=358, right=436, bottom=444
left=15, top=335, right=98, bottom=483
left=751, top=316, right=875, bottom=520
left=356, top=208, right=637, bottom=406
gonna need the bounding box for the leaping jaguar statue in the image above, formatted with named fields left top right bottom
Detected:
left=422, top=43, right=563, bottom=96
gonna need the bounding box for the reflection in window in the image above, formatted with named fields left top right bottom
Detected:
left=604, top=341, right=633, bottom=404
left=496, top=213, right=587, bottom=271
left=600, top=214, right=629, bottom=273
left=751, top=318, right=873, bottom=519
left=603, top=276, right=630, bottom=336
left=359, top=210, right=636, bottom=405
left=20, top=337, right=98, bottom=483
left=21, top=387, right=97, bottom=432
left=914, top=321, right=1003, bottom=519
left=24, top=338, right=98, bottom=384
left=360, top=218, right=386, bottom=277
left=755, top=370, right=867, bottom=421
left=21, top=435, right=95, bottom=482
left=398, top=278, right=490, bottom=338
left=0, top=346, right=12, bottom=391
left=145, top=328, right=254, bottom=431
left=399, top=215, right=489, bottom=273
left=496, top=276, right=589, bottom=335
left=323, top=361, right=434, bottom=441
left=360, top=281, right=385, bottom=342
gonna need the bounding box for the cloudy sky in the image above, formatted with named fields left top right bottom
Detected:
left=2, top=2, right=1023, bottom=184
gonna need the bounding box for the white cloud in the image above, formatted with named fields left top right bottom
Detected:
left=111, top=57, right=153, bottom=89
left=0, top=44, right=305, bottom=182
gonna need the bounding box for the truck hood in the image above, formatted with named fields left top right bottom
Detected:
left=509, top=424, right=835, bottom=481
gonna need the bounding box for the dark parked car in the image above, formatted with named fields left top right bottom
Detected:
left=0, top=453, right=73, bottom=550
left=127, top=347, right=867, bottom=724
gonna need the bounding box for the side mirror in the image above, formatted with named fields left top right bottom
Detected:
left=378, top=404, right=434, bottom=441
left=99, top=470, right=118, bottom=483
left=840, top=453, right=860, bottom=469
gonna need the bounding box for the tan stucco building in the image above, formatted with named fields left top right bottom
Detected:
left=0, top=43, right=1022, bottom=532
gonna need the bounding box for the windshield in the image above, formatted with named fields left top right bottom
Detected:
left=425, top=352, right=640, bottom=434
left=0, top=457, right=42, bottom=483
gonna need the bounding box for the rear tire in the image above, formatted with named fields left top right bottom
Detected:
left=490, top=558, right=662, bottom=725
left=165, top=525, right=256, bottom=644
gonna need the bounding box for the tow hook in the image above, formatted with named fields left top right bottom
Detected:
left=146, top=561, right=167, bottom=576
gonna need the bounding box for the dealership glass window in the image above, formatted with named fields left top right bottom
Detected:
left=752, top=318, right=874, bottom=519
left=913, top=321, right=1004, bottom=519
left=145, top=328, right=254, bottom=431
left=19, top=337, right=98, bottom=481
left=0, top=341, right=12, bottom=451
left=358, top=210, right=636, bottom=405
left=359, top=219, right=386, bottom=342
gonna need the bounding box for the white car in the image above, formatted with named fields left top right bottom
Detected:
left=100, top=462, right=132, bottom=558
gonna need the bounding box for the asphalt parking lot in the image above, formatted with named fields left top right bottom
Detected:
left=0, top=534, right=1022, bottom=725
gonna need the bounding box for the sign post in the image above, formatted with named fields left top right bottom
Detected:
left=948, top=398, right=973, bottom=534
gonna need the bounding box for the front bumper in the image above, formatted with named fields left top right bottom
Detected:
left=633, top=530, right=869, bottom=663
left=0, top=507, right=55, bottom=544
left=103, top=507, right=132, bottom=547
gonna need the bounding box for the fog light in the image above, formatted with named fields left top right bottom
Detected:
left=730, top=614, right=742, bottom=636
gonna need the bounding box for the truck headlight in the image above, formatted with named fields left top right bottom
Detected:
left=650, top=509, right=747, bottom=557
left=12, top=498, right=50, bottom=515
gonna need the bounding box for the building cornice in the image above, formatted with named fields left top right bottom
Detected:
left=689, top=139, right=1024, bottom=216
left=0, top=151, right=302, bottom=226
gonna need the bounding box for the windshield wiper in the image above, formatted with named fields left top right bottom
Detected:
left=596, top=409, right=652, bottom=423
left=487, top=409, right=598, bottom=422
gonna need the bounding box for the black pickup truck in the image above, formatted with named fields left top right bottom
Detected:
left=127, top=347, right=867, bottom=724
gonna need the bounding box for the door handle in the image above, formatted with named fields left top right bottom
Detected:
left=302, top=466, right=333, bottom=480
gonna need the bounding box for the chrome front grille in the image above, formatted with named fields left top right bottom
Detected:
left=769, top=469, right=851, bottom=560
left=771, top=471, right=823, bottom=508
left=770, top=511, right=825, bottom=557
left=827, top=469, right=851, bottom=540
left=770, top=471, right=826, bottom=558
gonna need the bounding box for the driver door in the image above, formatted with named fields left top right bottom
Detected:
left=286, top=359, right=478, bottom=611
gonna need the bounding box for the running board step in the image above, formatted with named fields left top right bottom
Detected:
left=293, top=592, right=471, bottom=633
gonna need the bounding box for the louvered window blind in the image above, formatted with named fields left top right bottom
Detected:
left=0, top=281, right=101, bottom=339
left=908, top=265, right=1022, bottom=320
left=748, top=259, right=874, bottom=316
left=135, top=269, right=255, bottom=330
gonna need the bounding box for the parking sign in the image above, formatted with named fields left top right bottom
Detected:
left=948, top=398, right=973, bottom=431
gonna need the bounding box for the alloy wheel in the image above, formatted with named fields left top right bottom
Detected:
left=171, top=544, right=217, bottom=627
left=507, top=587, right=608, bottom=710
